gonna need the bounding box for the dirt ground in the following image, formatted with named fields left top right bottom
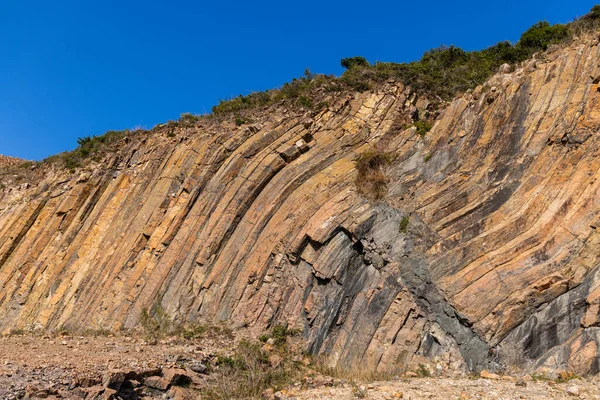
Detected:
left=0, top=334, right=599, bottom=399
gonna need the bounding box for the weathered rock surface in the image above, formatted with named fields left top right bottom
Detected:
left=3, top=37, right=600, bottom=375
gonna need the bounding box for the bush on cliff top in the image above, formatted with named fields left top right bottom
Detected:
left=43, top=128, right=136, bottom=171
left=41, top=5, right=600, bottom=173
left=337, top=20, right=573, bottom=101
left=212, top=5, right=600, bottom=114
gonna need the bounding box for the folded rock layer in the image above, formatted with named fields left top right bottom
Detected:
left=2, top=37, right=600, bottom=374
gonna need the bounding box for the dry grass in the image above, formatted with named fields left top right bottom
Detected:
left=203, top=340, right=302, bottom=399
left=355, top=150, right=396, bottom=201
left=312, top=357, right=404, bottom=383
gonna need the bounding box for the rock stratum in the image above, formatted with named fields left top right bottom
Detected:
left=2, top=37, right=600, bottom=376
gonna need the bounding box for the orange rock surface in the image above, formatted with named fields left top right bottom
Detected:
left=2, top=36, right=600, bottom=374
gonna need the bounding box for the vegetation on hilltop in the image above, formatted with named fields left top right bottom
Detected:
left=42, top=128, right=145, bottom=172
left=14, top=5, right=600, bottom=175
left=213, top=5, right=600, bottom=113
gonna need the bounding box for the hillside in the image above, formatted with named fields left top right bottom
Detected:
left=3, top=15, right=600, bottom=389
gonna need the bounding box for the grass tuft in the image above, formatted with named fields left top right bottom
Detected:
left=355, top=151, right=396, bottom=201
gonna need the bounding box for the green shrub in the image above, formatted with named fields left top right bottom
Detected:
left=352, top=383, right=368, bottom=398
left=341, top=56, right=370, bottom=70
left=416, top=363, right=432, bottom=377
left=212, top=91, right=273, bottom=114
left=45, top=129, right=135, bottom=171
left=234, top=115, right=247, bottom=126
left=77, top=136, right=92, bottom=146
left=399, top=216, right=410, bottom=233
left=518, top=21, right=570, bottom=52
left=212, top=74, right=336, bottom=115
left=204, top=340, right=301, bottom=399
left=298, top=96, right=313, bottom=108
left=414, top=120, right=433, bottom=137
left=179, top=112, right=201, bottom=125
left=139, top=304, right=172, bottom=344
left=314, top=101, right=329, bottom=111
left=180, top=323, right=208, bottom=340
left=210, top=8, right=598, bottom=117
left=258, top=325, right=301, bottom=346
left=9, top=328, right=26, bottom=336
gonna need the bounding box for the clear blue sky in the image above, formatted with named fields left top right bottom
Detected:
left=1, top=0, right=596, bottom=160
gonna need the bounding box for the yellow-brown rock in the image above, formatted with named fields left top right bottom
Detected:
left=3, top=36, right=600, bottom=375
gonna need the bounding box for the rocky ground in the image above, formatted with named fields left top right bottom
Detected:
left=0, top=333, right=224, bottom=399
left=0, top=334, right=599, bottom=399
left=287, top=377, right=600, bottom=399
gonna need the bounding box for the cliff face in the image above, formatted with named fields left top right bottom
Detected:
left=2, top=37, right=600, bottom=375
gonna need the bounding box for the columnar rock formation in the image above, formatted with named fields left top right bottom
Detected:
left=2, top=37, right=600, bottom=374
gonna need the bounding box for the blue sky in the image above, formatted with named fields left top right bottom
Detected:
left=1, top=0, right=597, bottom=160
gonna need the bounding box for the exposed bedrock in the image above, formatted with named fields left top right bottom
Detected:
left=3, top=37, right=600, bottom=374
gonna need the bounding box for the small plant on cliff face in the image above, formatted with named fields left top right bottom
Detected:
left=355, top=151, right=396, bottom=201
left=414, top=120, right=433, bottom=137
left=399, top=216, right=410, bottom=233
left=139, top=304, right=172, bottom=344
left=234, top=115, right=249, bottom=126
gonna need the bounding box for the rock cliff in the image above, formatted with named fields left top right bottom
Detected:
left=2, top=36, right=600, bottom=375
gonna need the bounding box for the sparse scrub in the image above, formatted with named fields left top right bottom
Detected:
left=211, top=6, right=600, bottom=117
left=8, top=328, right=26, bottom=336
left=80, top=328, right=113, bottom=337
left=313, top=357, right=401, bottom=382
left=414, top=120, right=433, bottom=137
left=138, top=304, right=234, bottom=344
left=139, top=304, right=173, bottom=344
left=555, top=372, right=581, bottom=383
left=234, top=115, right=247, bottom=126
left=179, top=112, right=201, bottom=125
left=203, top=340, right=302, bottom=399
left=179, top=323, right=208, bottom=340
left=416, top=363, right=432, bottom=377
left=211, top=73, right=336, bottom=115
left=18, top=161, right=34, bottom=169
left=352, top=382, right=368, bottom=398
left=177, top=323, right=234, bottom=341
left=530, top=372, right=553, bottom=382
left=44, top=128, right=137, bottom=171
left=355, top=151, right=396, bottom=201
left=314, top=101, right=330, bottom=112
left=258, top=325, right=301, bottom=346
left=298, top=95, right=313, bottom=108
